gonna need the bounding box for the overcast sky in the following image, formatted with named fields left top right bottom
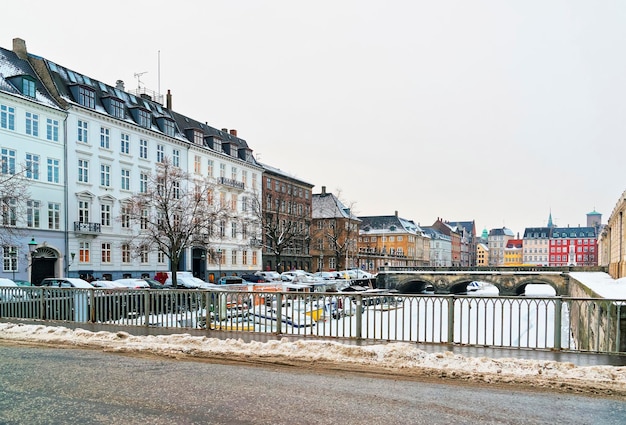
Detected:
left=4, top=1, right=626, bottom=235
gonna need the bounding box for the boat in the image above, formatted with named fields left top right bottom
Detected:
left=250, top=304, right=316, bottom=328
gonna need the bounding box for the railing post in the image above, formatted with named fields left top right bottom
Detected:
left=144, top=290, right=150, bottom=328
left=616, top=303, right=622, bottom=353
left=89, top=289, right=95, bottom=323
left=39, top=288, right=45, bottom=320
left=205, top=291, right=211, bottom=332
left=144, top=290, right=150, bottom=327
left=447, top=295, right=455, bottom=344
left=276, top=292, right=283, bottom=334
left=355, top=294, right=362, bottom=339
left=553, top=297, right=562, bottom=350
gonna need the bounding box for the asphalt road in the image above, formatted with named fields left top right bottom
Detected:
left=0, top=342, right=624, bottom=425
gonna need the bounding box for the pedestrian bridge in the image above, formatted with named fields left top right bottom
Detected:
left=375, top=267, right=607, bottom=296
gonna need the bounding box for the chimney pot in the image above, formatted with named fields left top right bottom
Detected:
left=166, top=89, right=172, bottom=110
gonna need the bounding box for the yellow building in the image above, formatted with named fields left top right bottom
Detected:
left=476, top=243, right=489, bottom=266
left=504, top=239, right=524, bottom=266
left=358, top=212, right=429, bottom=273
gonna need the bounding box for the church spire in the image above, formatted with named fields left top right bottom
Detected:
left=547, top=210, right=554, bottom=228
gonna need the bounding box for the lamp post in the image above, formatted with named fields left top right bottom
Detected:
left=216, top=249, right=222, bottom=280
left=200, top=252, right=206, bottom=280
left=27, top=238, right=37, bottom=281
left=9, top=249, right=16, bottom=281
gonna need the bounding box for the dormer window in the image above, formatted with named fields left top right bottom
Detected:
left=193, top=130, right=203, bottom=145
left=130, top=107, right=151, bottom=129
left=163, top=119, right=175, bottom=137
left=137, top=109, right=150, bottom=128
left=213, top=138, right=222, bottom=153
left=156, top=117, right=176, bottom=137
left=78, top=86, right=95, bottom=109
left=102, top=96, right=124, bottom=119
left=22, top=78, right=36, bottom=98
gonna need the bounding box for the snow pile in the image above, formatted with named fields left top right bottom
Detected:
left=1, top=322, right=625, bottom=395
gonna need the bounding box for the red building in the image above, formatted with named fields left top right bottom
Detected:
left=549, top=226, right=597, bottom=267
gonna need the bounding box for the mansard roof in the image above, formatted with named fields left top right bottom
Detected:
left=489, top=227, right=515, bottom=237
left=0, top=46, right=60, bottom=109
left=34, top=52, right=258, bottom=166
left=523, top=227, right=552, bottom=238
left=359, top=215, right=423, bottom=235
left=551, top=226, right=596, bottom=238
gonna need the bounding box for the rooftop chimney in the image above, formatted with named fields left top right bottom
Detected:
left=12, top=38, right=28, bottom=60
left=229, top=129, right=238, bottom=137
left=221, top=128, right=228, bottom=133
left=116, top=80, right=125, bottom=90
left=166, top=89, right=172, bottom=110
left=321, top=186, right=326, bottom=195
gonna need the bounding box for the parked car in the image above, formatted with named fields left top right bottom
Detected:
left=164, top=272, right=215, bottom=289
left=39, top=278, right=94, bottom=288
left=0, top=278, right=20, bottom=301
left=112, top=278, right=151, bottom=289
left=13, top=280, right=32, bottom=287
left=280, top=270, right=310, bottom=282
left=241, top=274, right=265, bottom=283
left=143, top=278, right=168, bottom=289
left=255, top=271, right=282, bottom=282
left=217, top=276, right=245, bottom=285
left=92, top=280, right=126, bottom=289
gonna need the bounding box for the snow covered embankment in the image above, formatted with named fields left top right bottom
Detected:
left=1, top=323, right=625, bottom=397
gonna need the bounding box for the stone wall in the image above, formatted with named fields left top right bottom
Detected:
left=568, top=278, right=626, bottom=353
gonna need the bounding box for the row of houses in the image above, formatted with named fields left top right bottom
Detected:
left=0, top=38, right=605, bottom=285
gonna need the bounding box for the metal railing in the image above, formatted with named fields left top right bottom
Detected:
left=1, top=286, right=624, bottom=354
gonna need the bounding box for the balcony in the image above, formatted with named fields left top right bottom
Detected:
left=218, top=177, right=245, bottom=191
left=74, top=221, right=101, bottom=235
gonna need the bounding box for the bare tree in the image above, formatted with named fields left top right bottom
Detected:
left=0, top=165, right=31, bottom=247
left=123, top=160, right=225, bottom=287
left=250, top=188, right=311, bottom=273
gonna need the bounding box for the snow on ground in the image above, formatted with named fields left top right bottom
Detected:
left=570, top=272, right=626, bottom=299
left=1, top=322, right=625, bottom=396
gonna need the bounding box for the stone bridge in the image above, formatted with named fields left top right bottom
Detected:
left=375, top=269, right=581, bottom=296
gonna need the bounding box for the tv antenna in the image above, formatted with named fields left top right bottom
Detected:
left=134, top=71, right=147, bottom=89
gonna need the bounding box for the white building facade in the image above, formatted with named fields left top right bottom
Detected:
left=0, top=44, right=68, bottom=284
left=2, top=38, right=263, bottom=283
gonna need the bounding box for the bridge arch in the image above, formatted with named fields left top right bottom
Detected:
left=513, top=278, right=559, bottom=296
left=395, top=278, right=436, bottom=294
left=448, top=277, right=502, bottom=294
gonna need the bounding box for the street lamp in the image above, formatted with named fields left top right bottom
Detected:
left=27, top=238, right=37, bottom=280
left=28, top=238, right=37, bottom=255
